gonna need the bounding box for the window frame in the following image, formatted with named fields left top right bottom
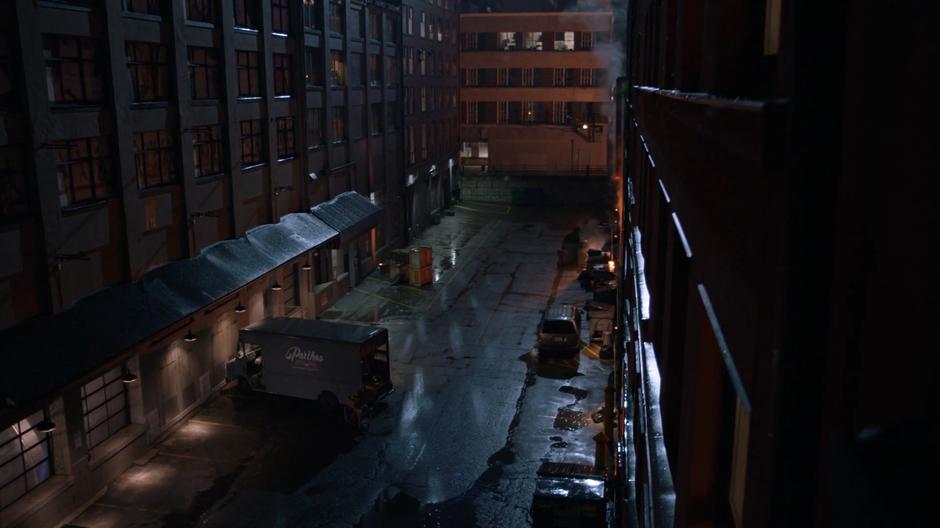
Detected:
left=126, top=41, right=169, bottom=103
left=239, top=119, right=265, bottom=168
left=133, top=129, right=177, bottom=190
left=81, top=366, right=130, bottom=451
left=192, top=124, right=225, bottom=179
left=275, top=116, right=296, bottom=161
left=188, top=46, right=220, bottom=100
left=43, top=34, right=103, bottom=106
left=53, top=137, right=112, bottom=208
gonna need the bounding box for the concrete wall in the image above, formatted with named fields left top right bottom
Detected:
left=460, top=172, right=608, bottom=206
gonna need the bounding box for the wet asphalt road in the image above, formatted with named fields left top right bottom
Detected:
left=68, top=203, right=614, bottom=528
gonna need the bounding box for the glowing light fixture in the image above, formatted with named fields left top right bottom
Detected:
left=301, top=262, right=312, bottom=271
left=235, top=303, right=247, bottom=314
left=36, top=419, right=56, bottom=434
left=184, top=330, right=197, bottom=343
left=271, top=282, right=283, bottom=291
left=121, top=371, right=139, bottom=384
left=581, top=123, right=589, bottom=130
left=608, top=260, right=616, bottom=273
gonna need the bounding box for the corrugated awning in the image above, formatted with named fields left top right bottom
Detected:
left=0, top=212, right=338, bottom=408
left=310, top=191, right=382, bottom=245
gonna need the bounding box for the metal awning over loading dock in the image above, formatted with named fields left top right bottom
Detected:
left=0, top=211, right=339, bottom=408
left=310, top=191, right=382, bottom=246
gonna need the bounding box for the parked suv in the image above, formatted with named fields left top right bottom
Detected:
left=536, top=304, right=582, bottom=355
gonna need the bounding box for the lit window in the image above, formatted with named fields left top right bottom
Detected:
left=81, top=366, right=129, bottom=450
left=0, top=410, right=53, bottom=510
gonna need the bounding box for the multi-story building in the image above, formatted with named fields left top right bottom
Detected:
left=457, top=9, right=612, bottom=203
left=401, top=0, right=460, bottom=233
left=616, top=0, right=938, bottom=527
left=0, top=1, right=401, bottom=525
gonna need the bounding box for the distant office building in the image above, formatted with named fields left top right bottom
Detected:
left=0, top=1, right=401, bottom=525
left=458, top=10, right=612, bottom=183
left=401, top=0, right=460, bottom=232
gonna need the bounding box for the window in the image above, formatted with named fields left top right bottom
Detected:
left=330, top=106, right=346, bottom=141
left=349, top=52, right=364, bottom=86
left=554, top=32, right=575, bottom=51
left=368, top=55, right=381, bottom=87
left=305, top=47, right=323, bottom=87
left=420, top=124, right=427, bottom=160
left=234, top=0, right=258, bottom=29
left=419, top=87, right=426, bottom=112
left=187, top=0, right=213, bottom=23
left=330, top=50, right=346, bottom=86
left=53, top=137, right=111, bottom=207
left=405, top=7, right=413, bottom=36
left=462, top=101, right=478, bottom=124
left=522, top=102, right=536, bottom=123
left=273, top=53, right=291, bottom=96
left=349, top=7, right=364, bottom=39
left=386, top=101, right=398, bottom=131
left=133, top=130, right=176, bottom=189
left=385, top=56, right=398, bottom=87
left=0, top=410, right=53, bottom=510
left=385, top=14, right=398, bottom=44
left=43, top=35, right=103, bottom=105
left=236, top=51, right=261, bottom=97
left=579, top=31, right=593, bottom=50
left=0, top=148, right=28, bottom=219
left=329, top=0, right=345, bottom=34
left=461, top=32, right=478, bottom=51
left=188, top=47, right=220, bottom=99
left=303, top=0, right=322, bottom=30
left=81, top=366, right=129, bottom=451
left=499, top=32, right=515, bottom=50
left=407, top=126, right=415, bottom=163
left=276, top=117, right=295, bottom=160
left=463, top=68, right=478, bottom=87
left=192, top=125, right=224, bottom=178
left=271, top=0, right=289, bottom=34
left=419, top=11, right=426, bottom=38
left=239, top=119, right=265, bottom=168
left=369, top=102, right=383, bottom=135
left=126, top=0, right=161, bottom=15
left=523, top=32, right=542, bottom=50
left=368, top=8, right=381, bottom=40
left=306, top=108, right=324, bottom=147
left=126, top=42, right=168, bottom=103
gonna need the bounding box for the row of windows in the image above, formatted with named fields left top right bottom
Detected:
left=405, top=120, right=457, bottom=166
left=462, top=68, right=607, bottom=88
left=460, top=31, right=609, bottom=52
left=44, top=104, right=398, bottom=208
left=41, top=34, right=400, bottom=106
left=403, top=86, right=457, bottom=115
left=116, top=0, right=399, bottom=41
left=403, top=6, right=455, bottom=45
left=402, top=47, right=458, bottom=78
left=461, top=101, right=606, bottom=126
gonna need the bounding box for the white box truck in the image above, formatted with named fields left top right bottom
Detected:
left=226, top=318, right=392, bottom=425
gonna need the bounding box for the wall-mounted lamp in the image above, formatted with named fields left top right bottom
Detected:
left=274, top=186, right=294, bottom=196
left=184, top=330, right=198, bottom=343
left=271, top=282, right=283, bottom=291
left=235, top=303, right=247, bottom=313
left=122, top=371, right=139, bottom=384
left=581, top=123, right=589, bottom=130
left=301, top=262, right=312, bottom=271
left=36, top=411, right=56, bottom=434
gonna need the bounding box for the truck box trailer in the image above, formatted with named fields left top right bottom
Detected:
left=226, top=318, right=392, bottom=424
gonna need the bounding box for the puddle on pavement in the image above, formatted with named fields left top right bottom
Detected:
left=554, top=408, right=586, bottom=431
left=559, top=385, right=589, bottom=402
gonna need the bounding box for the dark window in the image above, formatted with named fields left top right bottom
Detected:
left=187, top=0, right=214, bottom=23
left=385, top=55, right=398, bottom=87
left=188, top=47, right=220, bottom=100
left=0, top=147, right=28, bottom=219
left=276, top=117, right=295, bottom=160
left=192, top=125, right=224, bottom=178
left=368, top=54, right=381, bottom=87
left=126, top=42, right=169, bottom=102
left=273, top=53, right=291, bottom=96
left=330, top=51, right=346, bottom=86
left=329, top=0, right=344, bottom=34
left=369, top=102, right=383, bottom=135
left=314, top=249, right=331, bottom=284
left=234, top=0, right=258, bottom=29
left=43, top=35, right=103, bottom=105
left=303, top=0, right=322, bottom=30
left=271, top=0, right=289, bottom=34
left=81, top=366, right=129, bottom=451
left=349, top=8, right=364, bottom=39
left=236, top=51, right=261, bottom=97
left=0, top=410, right=53, bottom=510
left=125, top=0, right=161, bottom=15
left=305, top=47, right=323, bottom=87
left=239, top=119, right=265, bottom=167
left=368, top=8, right=381, bottom=41
left=52, top=137, right=112, bottom=207
left=349, top=52, right=364, bottom=86
left=385, top=13, right=398, bottom=44
left=306, top=108, right=324, bottom=147
left=330, top=106, right=345, bottom=141
left=386, top=101, right=398, bottom=131
left=133, top=130, right=176, bottom=189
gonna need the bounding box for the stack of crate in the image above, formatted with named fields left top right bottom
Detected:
left=408, top=246, right=433, bottom=286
